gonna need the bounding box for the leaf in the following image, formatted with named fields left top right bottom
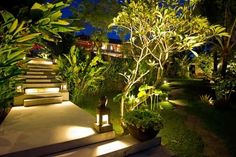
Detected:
left=36, top=18, right=51, bottom=25
left=13, top=21, right=26, bottom=36
left=16, top=33, right=41, bottom=42
left=50, top=11, right=62, bottom=21
left=138, top=84, right=154, bottom=91
left=190, top=50, right=199, bottom=57
left=51, top=20, right=70, bottom=26
left=137, top=91, right=147, bottom=98
left=9, top=19, right=18, bottom=33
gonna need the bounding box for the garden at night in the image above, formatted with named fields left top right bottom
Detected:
left=0, top=0, right=236, bottom=157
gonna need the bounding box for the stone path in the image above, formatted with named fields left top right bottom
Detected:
left=185, top=115, right=230, bottom=157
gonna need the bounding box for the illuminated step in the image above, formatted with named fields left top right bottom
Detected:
left=23, top=83, right=63, bottom=88
left=25, top=87, right=60, bottom=94
left=29, top=68, right=54, bottom=72
left=26, top=79, right=59, bottom=83
left=26, top=71, right=56, bottom=75
left=25, top=93, right=61, bottom=98
left=14, top=91, right=69, bottom=106
left=28, top=59, right=53, bottom=65
left=52, top=136, right=163, bottom=157
left=19, top=75, right=56, bottom=79
left=27, top=64, right=54, bottom=69
left=24, top=97, right=62, bottom=107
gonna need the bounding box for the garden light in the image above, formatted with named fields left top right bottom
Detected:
left=16, top=85, right=23, bottom=93
left=61, top=83, right=67, bottom=91
left=94, top=96, right=113, bottom=133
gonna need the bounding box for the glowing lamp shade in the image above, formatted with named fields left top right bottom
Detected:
left=61, top=83, right=67, bottom=91
left=16, top=85, right=23, bottom=93
left=94, top=96, right=113, bottom=133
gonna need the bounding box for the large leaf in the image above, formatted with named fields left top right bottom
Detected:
left=16, top=33, right=41, bottom=42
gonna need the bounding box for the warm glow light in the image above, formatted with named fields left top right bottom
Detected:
left=25, top=87, right=60, bottom=94
left=164, top=80, right=167, bottom=84
left=96, top=114, right=109, bottom=126
left=165, top=97, right=169, bottom=101
left=102, top=115, right=108, bottom=124
left=96, top=141, right=129, bottom=155
left=16, top=85, right=22, bottom=92
left=61, top=84, right=67, bottom=90
left=66, top=126, right=95, bottom=139
left=28, top=60, right=53, bottom=65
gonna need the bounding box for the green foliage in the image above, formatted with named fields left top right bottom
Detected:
left=200, top=94, right=214, bottom=106
left=194, top=54, right=214, bottom=79
left=0, top=1, right=80, bottom=110
left=114, top=84, right=169, bottom=112
left=110, top=0, right=228, bottom=84
left=0, top=79, right=16, bottom=109
left=123, top=109, right=163, bottom=132
left=30, top=2, right=80, bottom=43
left=57, top=45, right=107, bottom=102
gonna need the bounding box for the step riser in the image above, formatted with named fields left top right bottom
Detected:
left=29, top=68, right=54, bottom=72
left=14, top=92, right=69, bottom=106
left=27, top=72, right=56, bottom=75
left=26, top=79, right=58, bottom=83
left=27, top=65, right=54, bottom=69
left=25, top=88, right=60, bottom=94
left=20, top=75, right=56, bottom=79
left=23, top=83, right=62, bottom=89
left=24, top=97, right=63, bottom=107
left=28, top=60, right=53, bottom=65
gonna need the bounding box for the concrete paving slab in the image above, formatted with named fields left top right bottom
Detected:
left=0, top=101, right=115, bottom=156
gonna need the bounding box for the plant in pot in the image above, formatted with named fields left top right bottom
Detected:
left=123, top=109, right=163, bottom=141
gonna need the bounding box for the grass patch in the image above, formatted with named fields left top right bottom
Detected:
left=160, top=110, right=204, bottom=157
left=170, top=78, right=236, bottom=156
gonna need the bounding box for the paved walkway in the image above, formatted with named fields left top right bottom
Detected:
left=0, top=101, right=96, bottom=156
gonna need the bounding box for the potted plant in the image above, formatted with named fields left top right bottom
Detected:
left=123, top=109, right=163, bottom=141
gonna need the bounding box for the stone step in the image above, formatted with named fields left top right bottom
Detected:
left=1, top=127, right=115, bottom=157
left=25, top=87, right=60, bottom=94
left=14, top=91, right=69, bottom=106
left=22, top=83, right=63, bottom=89
left=51, top=136, right=164, bottom=157
left=27, top=64, right=54, bottom=69
left=19, top=75, right=56, bottom=79
left=26, top=71, right=56, bottom=75
left=28, top=58, right=53, bottom=65
left=25, top=93, right=62, bottom=98
left=24, top=96, right=63, bottom=106
left=28, top=68, right=54, bottom=72
left=26, top=79, right=59, bottom=83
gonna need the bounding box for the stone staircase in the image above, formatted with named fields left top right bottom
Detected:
left=14, top=58, right=69, bottom=106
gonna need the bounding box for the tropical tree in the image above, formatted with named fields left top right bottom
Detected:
left=110, top=0, right=228, bottom=117
left=199, top=0, right=236, bottom=77
left=57, top=45, right=107, bottom=103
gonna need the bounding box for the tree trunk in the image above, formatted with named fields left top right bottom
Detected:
left=221, top=48, right=229, bottom=77
left=213, top=50, right=218, bottom=74
left=155, top=67, right=163, bottom=86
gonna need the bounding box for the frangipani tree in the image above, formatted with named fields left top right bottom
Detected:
left=110, top=0, right=228, bottom=117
